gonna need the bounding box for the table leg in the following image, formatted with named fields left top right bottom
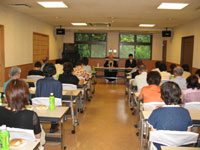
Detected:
left=141, top=118, right=144, bottom=150
left=60, top=118, right=63, bottom=150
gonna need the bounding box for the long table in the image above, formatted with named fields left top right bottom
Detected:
left=161, top=146, right=200, bottom=150
left=140, top=109, right=200, bottom=150
left=33, top=106, right=69, bottom=150
left=94, top=67, right=133, bottom=80
left=11, top=139, right=40, bottom=150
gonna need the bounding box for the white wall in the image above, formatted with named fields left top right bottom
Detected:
left=167, top=18, right=200, bottom=68
left=0, top=4, right=60, bottom=67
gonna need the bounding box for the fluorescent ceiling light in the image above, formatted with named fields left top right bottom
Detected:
left=71, top=23, right=87, bottom=26
left=157, top=3, right=189, bottom=10
left=37, top=1, right=68, bottom=8
left=139, top=24, right=155, bottom=27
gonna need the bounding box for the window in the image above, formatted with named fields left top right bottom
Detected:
left=119, top=34, right=152, bottom=59
left=75, top=33, right=107, bottom=58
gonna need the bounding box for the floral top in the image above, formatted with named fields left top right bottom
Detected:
left=73, top=66, right=88, bottom=80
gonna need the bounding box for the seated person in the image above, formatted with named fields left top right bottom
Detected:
left=159, top=63, right=171, bottom=81
left=148, top=81, right=192, bottom=150
left=169, top=64, right=176, bottom=75
left=82, top=57, right=92, bottom=74
left=133, top=65, right=148, bottom=92
left=41, top=57, right=48, bottom=72
left=54, top=59, right=64, bottom=79
left=139, top=71, right=163, bottom=103
left=0, top=79, right=45, bottom=149
left=182, top=75, right=200, bottom=104
left=171, top=66, right=186, bottom=90
left=104, top=54, right=118, bottom=82
left=36, top=63, right=62, bottom=133
left=182, top=64, right=191, bottom=79
left=73, top=60, right=89, bottom=80
left=151, top=61, right=161, bottom=72
left=125, top=54, right=136, bottom=74
left=59, top=62, right=84, bottom=86
left=3, top=67, right=21, bottom=93
left=125, top=54, right=136, bottom=68
left=195, top=69, right=200, bottom=84
left=28, top=61, right=44, bottom=76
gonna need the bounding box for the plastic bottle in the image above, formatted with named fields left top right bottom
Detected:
left=0, top=125, right=10, bottom=150
left=49, top=93, right=55, bottom=110
left=0, top=93, right=2, bottom=105
left=92, top=66, right=96, bottom=74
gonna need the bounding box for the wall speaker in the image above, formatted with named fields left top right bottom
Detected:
left=162, top=31, right=171, bottom=37
left=56, top=28, right=65, bottom=35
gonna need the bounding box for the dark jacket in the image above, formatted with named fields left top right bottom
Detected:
left=36, top=77, right=62, bottom=98
left=104, top=60, right=118, bottom=68
left=125, top=59, right=136, bottom=68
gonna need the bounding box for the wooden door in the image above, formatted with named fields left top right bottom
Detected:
left=33, top=33, right=49, bottom=63
left=0, top=25, right=5, bottom=86
left=181, top=36, right=194, bottom=72
left=162, top=40, right=167, bottom=63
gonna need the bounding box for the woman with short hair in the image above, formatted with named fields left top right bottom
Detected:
left=148, top=81, right=192, bottom=150
left=182, top=75, right=200, bottom=104
left=0, top=79, right=44, bottom=145
left=139, top=71, right=163, bottom=103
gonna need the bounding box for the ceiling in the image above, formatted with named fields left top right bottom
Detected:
left=1, top=0, right=200, bottom=32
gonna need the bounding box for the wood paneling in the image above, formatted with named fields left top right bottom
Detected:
left=33, top=32, right=49, bottom=63
left=0, top=25, right=5, bottom=86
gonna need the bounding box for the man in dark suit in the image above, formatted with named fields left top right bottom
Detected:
left=104, top=54, right=118, bottom=82
left=125, top=54, right=136, bottom=68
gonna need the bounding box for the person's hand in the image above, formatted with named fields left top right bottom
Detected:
left=79, top=79, right=85, bottom=85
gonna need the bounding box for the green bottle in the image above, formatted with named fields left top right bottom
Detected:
left=49, top=93, right=55, bottom=110
left=92, top=66, right=96, bottom=74
left=0, top=125, right=10, bottom=150
left=0, top=93, right=2, bottom=105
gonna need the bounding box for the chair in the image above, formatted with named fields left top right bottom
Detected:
left=184, top=102, right=200, bottom=110
left=27, top=75, right=44, bottom=87
left=149, top=130, right=199, bottom=150
left=142, top=102, right=165, bottom=110
left=31, top=97, right=62, bottom=107
left=62, top=84, right=79, bottom=134
left=27, top=75, right=44, bottom=80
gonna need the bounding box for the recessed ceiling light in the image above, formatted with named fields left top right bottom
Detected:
left=157, top=3, right=189, bottom=10
left=139, top=24, right=155, bottom=27
left=37, top=1, right=68, bottom=8
left=71, top=23, right=87, bottom=26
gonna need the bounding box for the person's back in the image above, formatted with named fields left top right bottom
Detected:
left=182, top=75, right=200, bottom=103
left=82, top=57, right=92, bottom=74
left=182, top=64, right=191, bottom=79
left=159, top=63, right=171, bottom=81
left=139, top=71, right=163, bottom=103
left=171, top=66, right=186, bottom=90
left=148, top=82, right=192, bottom=150
left=134, top=65, right=148, bottom=92
left=28, top=61, right=43, bottom=76
left=36, top=63, right=62, bottom=98
left=0, top=107, right=40, bottom=133
left=59, top=62, right=80, bottom=86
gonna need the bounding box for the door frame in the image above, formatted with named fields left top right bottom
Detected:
left=0, top=25, right=5, bottom=86
left=180, top=35, right=194, bottom=66
left=162, top=40, right=167, bottom=63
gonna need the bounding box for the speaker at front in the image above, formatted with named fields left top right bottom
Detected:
left=56, top=28, right=65, bottom=35
left=162, top=31, right=171, bottom=37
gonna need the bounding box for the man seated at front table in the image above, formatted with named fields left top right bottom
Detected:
left=3, top=67, right=21, bottom=93
left=36, top=63, right=62, bottom=133
left=125, top=53, right=136, bottom=68
left=104, top=54, right=118, bottom=82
